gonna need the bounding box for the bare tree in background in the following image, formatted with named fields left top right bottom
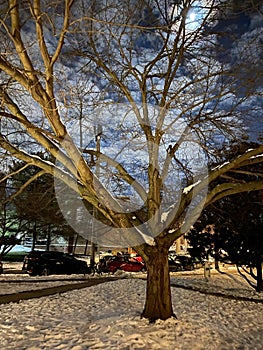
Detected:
left=0, top=0, right=262, bottom=320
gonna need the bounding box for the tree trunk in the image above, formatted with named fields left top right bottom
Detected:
left=90, top=241, right=97, bottom=268
left=46, top=225, right=51, bottom=251
left=68, top=236, right=74, bottom=254
left=32, top=222, right=37, bottom=251
left=214, top=249, right=220, bottom=270
left=73, top=234, right=78, bottom=254
left=0, top=257, right=3, bottom=274
left=256, top=261, right=262, bottom=293
left=141, top=249, right=175, bottom=322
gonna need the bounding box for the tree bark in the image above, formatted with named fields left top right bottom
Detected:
left=141, top=248, right=175, bottom=322
left=68, top=236, right=74, bottom=254
left=256, top=262, right=262, bottom=293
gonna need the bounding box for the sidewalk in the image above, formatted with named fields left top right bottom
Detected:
left=0, top=276, right=119, bottom=305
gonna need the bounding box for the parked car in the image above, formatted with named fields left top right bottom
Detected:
left=96, top=255, right=115, bottom=273
left=168, top=255, right=183, bottom=272
left=168, top=254, right=196, bottom=272
left=97, top=254, right=146, bottom=274
left=22, top=250, right=91, bottom=276
left=131, top=255, right=144, bottom=263
left=176, top=255, right=196, bottom=270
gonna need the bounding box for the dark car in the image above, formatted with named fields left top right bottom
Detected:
left=22, top=251, right=91, bottom=276
left=168, top=254, right=196, bottom=272
left=168, top=255, right=183, bottom=272
left=176, top=255, right=196, bottom=270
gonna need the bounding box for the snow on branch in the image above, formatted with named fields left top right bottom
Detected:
left=183, top=179, right=201, bottom=194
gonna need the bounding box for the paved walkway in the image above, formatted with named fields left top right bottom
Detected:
left=0, top=277, right=118, bottom=305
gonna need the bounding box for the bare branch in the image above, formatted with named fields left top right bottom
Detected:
left=5, top=169, right=46, bottom=204
left=83, top=149, right=147, bottom=203
left=0, top=163, right=31, bottom=184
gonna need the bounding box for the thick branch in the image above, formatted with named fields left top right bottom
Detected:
left=206, top=180, right=263, bottom=205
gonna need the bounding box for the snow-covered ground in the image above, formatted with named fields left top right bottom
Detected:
left=0, top=263, right=262, bottom=350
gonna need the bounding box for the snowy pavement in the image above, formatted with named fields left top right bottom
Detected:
left=0, top=263, right=262, bottom=349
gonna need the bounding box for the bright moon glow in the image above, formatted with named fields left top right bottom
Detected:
left=189, top=12, right=196, bottom=22
left=170, top=1, right=209, bottom=32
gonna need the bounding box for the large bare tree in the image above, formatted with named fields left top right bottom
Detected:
left=0, top=0, right=262, bottom=320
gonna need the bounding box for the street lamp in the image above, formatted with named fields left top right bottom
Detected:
left=90, top=124, right=102, bottom=267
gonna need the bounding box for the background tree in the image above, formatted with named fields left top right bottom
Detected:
left=186, top=224, right=214, bottom=262
left=0, top=0, right=262, bottom=320
left=188, top=190, right=263, bottom=292
left=215, top=190, right=263, bottom=293
left=0, top=171, right=25, bottom=265
left=9, top=158, right=88, bottom=252
left=188, top=141, right=263, bottom=292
